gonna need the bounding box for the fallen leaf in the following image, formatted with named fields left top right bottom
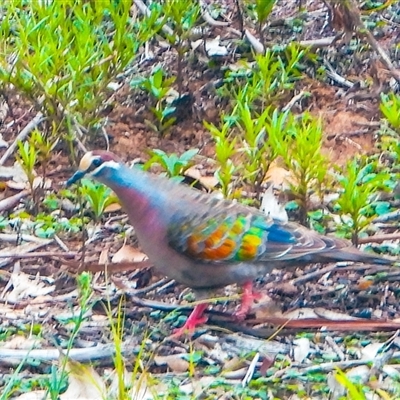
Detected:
left=60, top=360, right=106, bottom=399
left=112, top=245, right=148, bottom=263
left=154, top=354, right=189, bottom=373
left=360, top=342, right=383, bottom=360
left=104, top=202, right=121, bottom=213
left=1, top=335, right=38, bottom=350
left=12, top=391, right=48, bottom=400
left=5, top=272, right=55, bottom=303
left=205, top=36, right=228, bottom=56
left=260, top=185, right=288, bottom=223
left=314, top=308, right=360, bottom=321
left=283, top=308, right=319, bottom=319
left=293, top=337, right=311, bottom=363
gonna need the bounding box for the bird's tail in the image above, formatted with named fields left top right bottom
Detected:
left=319, top=247, right=394, bottom=266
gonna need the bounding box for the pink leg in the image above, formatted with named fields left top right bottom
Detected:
left=172, top=303, right=209, bottom=337
left=234, top=281, right=262, bottom=320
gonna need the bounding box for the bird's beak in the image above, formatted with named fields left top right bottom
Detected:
left=66, top=170, right=86, bottom=187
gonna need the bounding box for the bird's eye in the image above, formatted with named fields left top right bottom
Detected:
left=92, top=158, right=102, bottom=168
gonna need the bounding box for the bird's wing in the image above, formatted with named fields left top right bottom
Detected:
left=167, top=202, right=345, bottom=264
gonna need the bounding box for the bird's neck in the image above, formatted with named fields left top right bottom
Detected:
left=102, top=165, right=164, bottom=230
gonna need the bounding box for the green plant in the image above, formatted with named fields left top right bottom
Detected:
left=380, top=93, right=400, bottom=132
left=204, top=118, right=239, bottom=199
left=16, top=139, right=38, bottom=212
left=131, top=66, right=177, bottom=134
left=46, top=272, right=93, bottom=400
left=161, top=0, right=200, bottom=95
left=244, top=0, right=277, bottom=43
left=79, top=178, right=117, bottom=222
left=30, top=128, right=58, bottom=181
left=0, top=1, right=162, bottom=144
left=278, top=113, right=328, bottom=225
left=220, top=45, right=305, bottom=111
left=334, top=158, right=391, bottom=245
left=334, top=368, right=367, bottom=400
left=235, top=105, right=286, bottom=200
left=145, top=148, right=199, bottom=179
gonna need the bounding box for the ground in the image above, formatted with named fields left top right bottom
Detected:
left=0, top=0, right=400, bottom=399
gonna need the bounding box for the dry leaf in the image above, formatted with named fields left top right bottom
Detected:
left=260, top=185, right=288, bottom=223
left=205, top=36, right=228, bottom=56
left=60, top=360, right=106, bottom=399
left=104, top=202, right=121, bottom=213
left=12, top=391, right=48, bottom=400
left=293, top=337, right=311, bottom=363
left=360, top=342, right=383, bottom=360
left=5, top=272, right=55, bottom=303
left=283, top=308, right=319, bottom=319
left=154, top=354, right=189, bottom=373
left=2, top=335, right=38, bottom=350
left=112, top=245, right=148, bottom=263
left=314, top=308, right=360, bottom=321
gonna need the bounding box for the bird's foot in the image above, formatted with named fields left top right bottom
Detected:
left=172, top=303, right=208, bottom=337
left=234, top=281, right=262, bottom=321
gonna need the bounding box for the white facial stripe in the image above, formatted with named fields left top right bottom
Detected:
left=89, top=159, right=121, bottom=176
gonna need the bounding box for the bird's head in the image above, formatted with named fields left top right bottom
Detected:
left=66, top=150, right=122, bottom=186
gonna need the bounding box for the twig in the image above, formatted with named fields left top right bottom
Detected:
left=0, top=239, right=53, bottom=268
left=244, top=30, right=264, bottom=54
left=291, top=264, right=337, bottom=286
left=132, top=277, right=172, bottom=296
left=358, top=232, right=400, bottom=244
left=0, top=251, right=76, bottom=259
left=53, top=234, right=70, bottom=252
left=0, top=112, right=44, bottom=166
left=325, top=335, right=346, bottom=361
left=373, top=210, right=400, bottom=223
left=282, top=90, right=307, bottom=112
left=298, top=36, right=336, bottom=48
left=0, top=342, right=138, bottom=365
left=0, top=190, right=30, bottom=213
left=199, top=0, right=229, bottom=27
left=324, top=61, right=354, bottom=88
left=242, top=352, right=259, bottom=387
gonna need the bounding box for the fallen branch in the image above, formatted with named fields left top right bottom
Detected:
left=0, top=112, right=44, bottom=166
left=0, top=342, right=139, bottom=365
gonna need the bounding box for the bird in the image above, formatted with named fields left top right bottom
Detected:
left=67, top=150, right=393, bottom=336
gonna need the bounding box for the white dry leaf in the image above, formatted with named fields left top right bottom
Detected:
left=32, top=176, right=52, bottom=190
left=346, top=365, right=370, bottom=384
left=130, top=377, right=168, bottom=400
left=205, top=36, right=228, bottom=57
left=314, top=308, right=360, bottom=321
left=191, top=39, right=203, bottom=51
left=6, top=272, right=55, bottom=303
left=1, top=335, right=38, bottom=350
left=382, top=364, right=400, bottom=379
left=107, top=81, right=122, bottom=91
left=60, top=361, right=106, bottom=400
left=360, top=342, right=383, bottom=360
left=112, top=245, right=148, bottom=263
left=293, top=337, right=311, bottom=363
left=260, top=185, right=288, bottom=223
left=165, top=88, right=180, bottom=104
left=185, top=166, right=219, bottom=190
left=154, top=354, right=189, bottom=373
left=0, top=162, right=29, bottom=182
left=283, top=308, right=319, bottom=319
left=180, top=376, right=216, bottom=396
left=12, top=391, right=49, bottom=400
